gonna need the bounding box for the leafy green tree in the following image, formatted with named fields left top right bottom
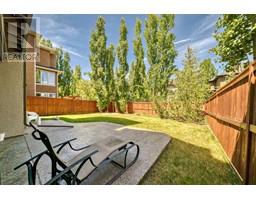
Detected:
left=129, top=19, right=148, bottom=101
left=170, top=47, right=212, bottom=122
left=105, top=44, right=116, bottom=104
left=116, top=18, right=129, bottom=113
left=70, top=64, right=82, bottom=96
left=198, top=58, right=217, bottom=102
left=212, top=14, right=256, bottom=72
left=70, top=68, right=96, bottom=100
left=39, top=36, right=53, bottom=48
left=89, top=16, right=115, bottom=112
left=57, top=49, right=73, bottom=97
left=170, top=47, right=200, bottom=121
left=144, top=14, right=177, bottom=117
left=75, top=79, right=96, bottom=100
left=199, top=59, right=217, bottom=81
left=199, top=59, right=217, bottom=86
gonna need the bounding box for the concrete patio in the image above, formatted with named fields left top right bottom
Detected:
left=0, top=120, right=170, bottom=185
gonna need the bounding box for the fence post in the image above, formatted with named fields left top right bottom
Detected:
left=46, top=97, right=48, bottom=116
left=245, top=64, right=255, bottom=184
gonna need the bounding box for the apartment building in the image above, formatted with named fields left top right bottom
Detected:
left=26, top=31, right=60, bottom=98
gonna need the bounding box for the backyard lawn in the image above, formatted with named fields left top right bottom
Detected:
left=44, top=113, right=242, bottom=184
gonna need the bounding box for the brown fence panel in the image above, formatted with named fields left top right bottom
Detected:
left=203, top=61, right=256, bottom=184
left=27, top=96, right=98, bottom=116
left=27, top=96, right=48, bottom=115
left=127, top=102, right=156, bottom=115
left=73, top=99, right=81, bottom=114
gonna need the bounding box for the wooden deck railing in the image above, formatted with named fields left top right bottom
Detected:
left=203, top=61, right=256, bottom=184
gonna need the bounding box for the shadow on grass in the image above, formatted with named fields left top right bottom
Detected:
left=141, top=137, right=242, bottom=185
left=60, top=116, right=141, bottom=126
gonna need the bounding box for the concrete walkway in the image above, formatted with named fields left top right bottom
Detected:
left=0, top=120, right=170, bottom=185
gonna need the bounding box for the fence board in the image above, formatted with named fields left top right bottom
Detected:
left=127, top=102, right=157, bottom=115
left=203, top=61, right=256, bottom=184
left=27, top=96, right=98, bottom=116
left=27, top=97, right=156, bottom=116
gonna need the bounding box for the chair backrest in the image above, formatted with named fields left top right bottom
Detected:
left=29, top=122, right=67, bottom=169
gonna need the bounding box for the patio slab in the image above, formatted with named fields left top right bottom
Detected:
left=0, top=120, right=170, bottom=185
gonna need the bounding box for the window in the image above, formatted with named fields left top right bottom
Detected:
left=36, top=92, right=56, bottom=98
left=36, top=69, right=56, bottom=86
left=48, top=72, right=55, bottom=86
left=36, top=70, right=41, bottom=83
left=49, top=93, right=56, bottom=98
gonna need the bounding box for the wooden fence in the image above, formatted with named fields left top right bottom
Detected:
left=127, top=102, right=157, bottom=115
left=27, top=96, right=98, bottom=116
left=27, top=97, right=157, bottom=116
left=202, top=61, right=256, bottom=184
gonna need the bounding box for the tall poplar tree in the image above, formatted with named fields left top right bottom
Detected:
left=144, top=14, right=177, bottom=99
left=144, top=14, right=177, bottom=117
left=57, top=49, right=73, bottom=97
left=89, top=16, right=115, bottom=111
left=70, top=64, right=82, bottom=96
left=129, top=19, right=148, bottom=101
left=116, top=18, right=129, bottom=113
left=105, top=44, right=115, bottom=103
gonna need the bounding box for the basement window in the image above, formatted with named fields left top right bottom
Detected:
left=36, top=92, right=56, bottom=98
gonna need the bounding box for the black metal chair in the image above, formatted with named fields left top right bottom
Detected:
left=14, top=122, right=140, bottom=185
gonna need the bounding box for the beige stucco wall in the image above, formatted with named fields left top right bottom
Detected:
left=0, top=62, right=25, bottom=138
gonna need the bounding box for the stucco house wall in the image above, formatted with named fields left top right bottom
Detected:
left=0, top=62, right=25, bottom=138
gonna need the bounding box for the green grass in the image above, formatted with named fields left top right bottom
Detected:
left=43, top=113, right=242, bottom=184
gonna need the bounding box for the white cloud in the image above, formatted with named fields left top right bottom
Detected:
left=36, top=16, right=83, bottom=58
left=175, top=36, right=216, bottom=66
left=175, top=15, right=218, bottom=63
left=191, top=37, right=215, bottom=50
left=63, top=47, right=84, bottom=58
left=198, top=48, right=209, bottom=55
left=177, top=36, right=215, bottom=53
left=174, top=38, right=191, bottom=45
left=191, top=15, right=218, bottom=36
left=197, top=21, right=216, bottom=35
left=52, top=42, right=83, bottom=58
left=39, top=17, right=79, bottom=37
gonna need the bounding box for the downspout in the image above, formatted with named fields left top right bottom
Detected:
left=23, top=50, right=27, bottom=126
left=0, top=15, right=2, bottom=61
left=22, top=15, right=33, bottom=126
left=0, top=14, right=6, bottom=61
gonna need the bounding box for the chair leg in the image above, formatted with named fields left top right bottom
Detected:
left=107, top=143, right=140, bottom=185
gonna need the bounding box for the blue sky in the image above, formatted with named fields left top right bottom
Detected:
left=34, top=14, right=220, bottom=78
